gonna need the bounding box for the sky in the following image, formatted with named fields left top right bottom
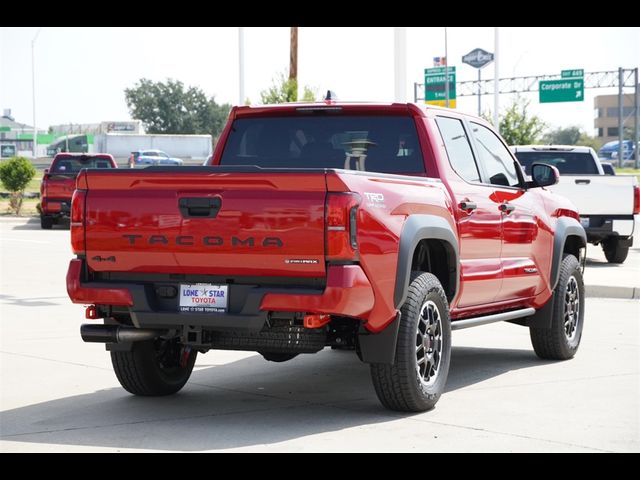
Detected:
left=0, top=27, right=638, bottom=135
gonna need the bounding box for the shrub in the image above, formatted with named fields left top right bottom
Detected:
left=0, top=156, right=36, bottom=215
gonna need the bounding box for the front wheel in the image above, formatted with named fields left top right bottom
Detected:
left=602, top=238, right=629, bottom=264
left=111, top=337, right=197, bottom=396
left=530, top=254, right=584, bottom=360
left=370, top=272, right=451, bottom=412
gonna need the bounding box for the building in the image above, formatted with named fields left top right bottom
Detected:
left=0, top=109, right=49, bottom=158
left=594, top=94, right=637, bottom=144
left=49, top=120, right=143, bottom=136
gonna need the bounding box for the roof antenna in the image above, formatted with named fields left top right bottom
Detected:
left=324, top=90, right=338, bottom=101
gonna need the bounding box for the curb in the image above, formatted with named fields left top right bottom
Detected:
left=586, top=285, right=639, bottom=300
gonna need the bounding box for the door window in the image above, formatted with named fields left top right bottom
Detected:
left=470, top=122, right=520, bottom=187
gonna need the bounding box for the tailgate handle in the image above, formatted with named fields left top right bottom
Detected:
left=178, top=197, right=222, bottom=218
left=575, top=179, right=591, bottom=185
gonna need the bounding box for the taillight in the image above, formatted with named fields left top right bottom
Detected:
left=634, top=186, right=640, bottom=215
left=326, top=192, right=360, bottom=260
left=70, top=188, right=86, bottom=255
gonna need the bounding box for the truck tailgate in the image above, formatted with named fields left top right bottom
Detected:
left=44, top=173, right=76, bottom=199
left=550, top=175, right=637, bottom=215
left=84, top=168, right=327, bottom=277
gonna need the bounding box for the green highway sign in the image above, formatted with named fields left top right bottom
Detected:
left=424, top=66, right=457, bottom=107
left=539, top=79, right=584, bottom=103
left=561, top=69, right=584, bottom=78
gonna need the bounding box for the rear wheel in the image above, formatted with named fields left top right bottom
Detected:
left=259, top=352, right=299, bottom=362
left=111, top=337, right=197, bottom=396
left=370, top=272, right=451, bottom=412
left=530, top=254, right=584, bottom=360
left=602, top=237, right=629, bottom=264
left=40, top=215, right=53, bottom=229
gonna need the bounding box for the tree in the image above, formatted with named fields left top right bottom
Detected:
left=542, top=126, right=582, bottom=145
left=259, top=71, right=316, bottom=104
left=0, top=156, right=36, bottom=215
left=483, top=96, right=546, bottom=145
left=577, top=132, right=602, bottom=151
left=542, top=125, right=602, bottom=150
left=124, top=79, right=231, bottom=141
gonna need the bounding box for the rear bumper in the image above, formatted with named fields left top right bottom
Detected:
left=41, top=197, right=71, bottom=216
left=66, top=260, right=375, bottom=331
left=583, top=215, right=635, bottom=242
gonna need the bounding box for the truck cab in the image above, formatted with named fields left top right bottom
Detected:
left=40, top=153, right=117, bottom=229
left=66, top=103, right=587, bottom=412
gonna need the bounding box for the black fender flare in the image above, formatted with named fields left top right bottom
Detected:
left=550, top=217, right=586, bottom=291
left=358, top=215, right=458, bottom=365
left=529, top=216, right=586, bottom=329
left=394, top=214, right=459, bottom=309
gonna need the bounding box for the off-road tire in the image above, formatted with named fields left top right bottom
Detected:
left=259, top=352, right=299, bottom=362
left=370, top=272, right=451, bottom=412
left=602, top=238, right=629, bottom=264
left=111, top=338, right=197, bottom=396
left=530, top=254, right=584, bottom=360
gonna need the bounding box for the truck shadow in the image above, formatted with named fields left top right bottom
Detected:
left=10, top=217, right=70, bottom=230
left=0, top=346, right=551, bottom=451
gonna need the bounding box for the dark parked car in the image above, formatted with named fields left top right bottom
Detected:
left=128, top=149, right=183, bottom=167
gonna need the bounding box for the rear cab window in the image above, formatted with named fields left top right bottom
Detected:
left=514, top=151, right=599, bottom=175
left=52, top=156, right=114, bottom=174
left=219, top=115, right=426, bottom=175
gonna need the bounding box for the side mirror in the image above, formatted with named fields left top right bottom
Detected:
left=43, top=169, right=49, bottom=175
left=530, top=163, right=559, bottom=188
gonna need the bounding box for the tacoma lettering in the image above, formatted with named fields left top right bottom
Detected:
left=122, top=235, right=283, bottom=248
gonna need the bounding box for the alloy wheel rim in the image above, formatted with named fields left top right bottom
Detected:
left=564, top=276, right=580, bottom=341
left=416, top=300, right=443, bottom=386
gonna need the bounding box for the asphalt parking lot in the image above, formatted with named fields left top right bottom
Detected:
left=1, top=217, right=638, bottom=452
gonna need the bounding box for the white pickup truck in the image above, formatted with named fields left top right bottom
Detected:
left=512, top=145, right=639, bottom=264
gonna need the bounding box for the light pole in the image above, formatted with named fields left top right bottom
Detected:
left=493, top=27, right=499, bottom=129
left=31, top=27, right=42, bottom=159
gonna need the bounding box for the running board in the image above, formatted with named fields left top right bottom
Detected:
left=451, top=308, right=536, bottom=331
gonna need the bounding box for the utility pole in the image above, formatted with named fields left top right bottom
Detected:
left=394, top=27, right=407, bottom=102
left=238, top=27, right=245, bottom=106
left=618, top=67, right=624, bottom=164
left=290, top=27, right=298, bottom=99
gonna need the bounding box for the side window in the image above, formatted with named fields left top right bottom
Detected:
left=435, top=116, right=481, bottom=183
left=470, top=122, right=520, bottom=187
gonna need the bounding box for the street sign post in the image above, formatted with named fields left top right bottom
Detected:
left=1, top=144, right=16, bottom=158
left=462, top=48, right=494, bottom=69
left=540, top=69, right=584, bottom=103
left=561, top=69, right=584, bottom=79
left=425, top=66, right=456, bottom=108
left=540, top=79, right=584, bottom=103
left=462, top=48, right=494, bottom=115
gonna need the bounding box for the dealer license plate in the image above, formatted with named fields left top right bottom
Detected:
left=179, top=284, right=228, bottom=313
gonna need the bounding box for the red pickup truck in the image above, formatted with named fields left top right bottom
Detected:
left=40, top=153, right=117, bottom=229
left=66, top=102, right=587, bottom=412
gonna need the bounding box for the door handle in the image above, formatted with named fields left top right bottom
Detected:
left=499, top=203, right=515, bottom=213
left=178, top=197, right=222, bottom=218
left=575, top=179, right=591, bottom=185
left=459, top=201, right=477, bottom=212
